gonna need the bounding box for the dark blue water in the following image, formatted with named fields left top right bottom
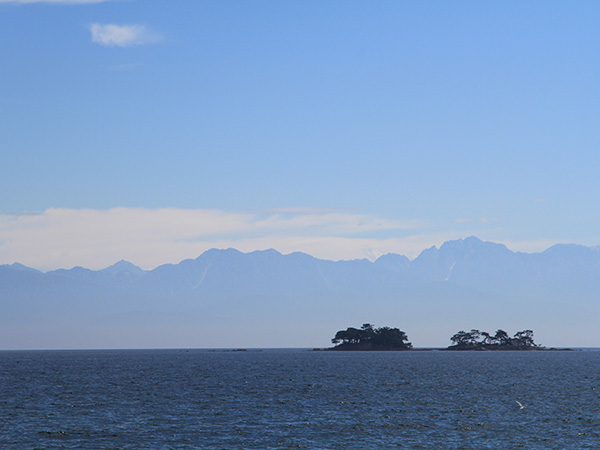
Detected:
left=1, top=349, right=599, bottom=449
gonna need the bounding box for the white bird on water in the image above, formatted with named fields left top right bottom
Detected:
left=516, top=400, right=526, bottom=410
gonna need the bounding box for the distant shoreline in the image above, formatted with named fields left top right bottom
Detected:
left=313, top=347, right=574, bottom=352
left=1, top=346, right=592, bottom=352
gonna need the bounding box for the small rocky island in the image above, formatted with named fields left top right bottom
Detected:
left=446, top=329, right=544, bottom=350
left=329, top=323, right=412, bottom=350
left=323, top=325, right=547, bottom=350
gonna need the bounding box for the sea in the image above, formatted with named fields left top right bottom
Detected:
left=1, top=348, right=599, bottom=449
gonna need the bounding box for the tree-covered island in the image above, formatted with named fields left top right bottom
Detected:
left=323, top=325, right=546, bottom=350
left=447, top=329, right=543, bottom=350
left=330, top=323, right=412, bottom=350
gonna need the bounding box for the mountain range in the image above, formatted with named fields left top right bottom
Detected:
left=1, top=236, right=599, bottom=349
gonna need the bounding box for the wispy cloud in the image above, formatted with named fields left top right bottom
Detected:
left=480, top=217, right=500, bottom=223
left=456, top=217, right=504, bottom=225
left=88, top=23, right=162, bottom=47
left=258, top=206, right=352, bottom=215
left=0, top=208, right=426, bottom=270
left=0, top=208, right=566, bottom=271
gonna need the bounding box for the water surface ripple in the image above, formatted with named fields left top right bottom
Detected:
left=1, top=349, right=599, bottom=449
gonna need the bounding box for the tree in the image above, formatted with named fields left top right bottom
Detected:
left=331, top=324, right=412, bottom=350
left=493, top=329, right=509, bottom=346
left=513, top=330, right=537, bottom=348
left=450, top=329, right=481, bottom=348
left=481, top=331, right=493, bottom=345
left=331, top=327, right=362, bottom=345
left=450, top=330, right=471, bottom=347
left=448, top=328, right=541, bottom=350
left=360, top=323, right=375, bottom=341
left=469, top=329, right=482, bottom=344
left=372, top=327, right=412, bottom=349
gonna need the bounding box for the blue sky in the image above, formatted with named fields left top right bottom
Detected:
left=1, top=0, right=599, bottom=270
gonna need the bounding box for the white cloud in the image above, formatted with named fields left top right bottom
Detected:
left=258, top=207, right=351, bottom=214
left=88, top=23, right=162, bottom=47
left=0, top=208, right=571, bottom=271
left=480, top=217, right=500, bottom=223
left=0, top=208, right=426, bottom=270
